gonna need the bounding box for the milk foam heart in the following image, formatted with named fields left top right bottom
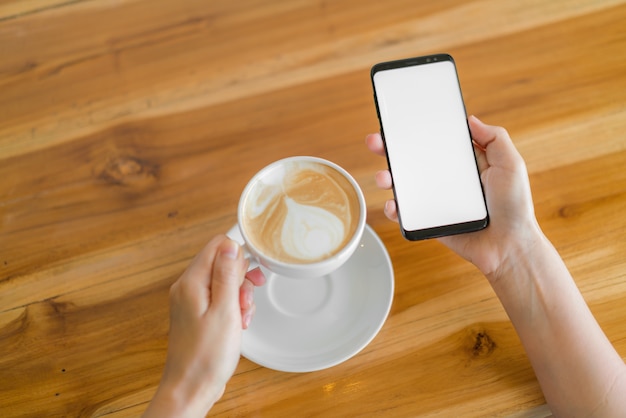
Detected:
left=241, top=160, right=360, bottom=264
left=281, top=197, right=345, bottom=260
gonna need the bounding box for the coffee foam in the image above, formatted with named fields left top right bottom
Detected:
left=242, top=161, right=360, bottom=264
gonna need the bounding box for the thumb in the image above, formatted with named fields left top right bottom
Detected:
left=469, top=115, right=524, bottom=170
left=210, top=239, right=245, bottom=312
left=468, top=115, right=497, bottom=149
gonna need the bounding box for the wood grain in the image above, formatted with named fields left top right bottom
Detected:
left=1, top=0, right=625, bottom=416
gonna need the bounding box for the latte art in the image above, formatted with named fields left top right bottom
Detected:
left=241, top=161, right=360, bottom=264
left=281, top=198, right=345, bottom=260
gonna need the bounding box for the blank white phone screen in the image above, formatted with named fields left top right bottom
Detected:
left=373, top=60, right=487, bottom=232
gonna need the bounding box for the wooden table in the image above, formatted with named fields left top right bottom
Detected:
left=1, top=1, right=625, bottom=416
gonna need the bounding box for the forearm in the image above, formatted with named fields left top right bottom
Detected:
left=489, top=231, right=626, bottom=417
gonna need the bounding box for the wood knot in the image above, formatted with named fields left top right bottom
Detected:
left=98, top=155, right=158, bottom=188
left=471, top=331, right=496, bottom=357
left=558, top=205, right=577, bottom=218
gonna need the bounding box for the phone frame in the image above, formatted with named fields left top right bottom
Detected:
left=371, top=53, right=489, bottom=241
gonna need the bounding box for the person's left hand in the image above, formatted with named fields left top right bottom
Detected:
left=144, top=235, right=265, bottom=418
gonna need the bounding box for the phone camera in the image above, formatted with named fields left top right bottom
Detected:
left=426, top=58, right=431, bottom=63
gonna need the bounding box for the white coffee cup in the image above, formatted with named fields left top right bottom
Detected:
left=233, top=156, right=366, bottom=279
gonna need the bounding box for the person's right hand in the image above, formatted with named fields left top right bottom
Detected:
left=365, top=115, right=543, bottom=278
left=144, top=236, right=265, bottom=418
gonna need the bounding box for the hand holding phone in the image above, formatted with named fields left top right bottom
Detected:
left=371, top=54, right=488, bottom=240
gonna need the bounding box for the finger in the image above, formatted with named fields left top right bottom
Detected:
left=210, top=238, right=246, bottom=313
left=375, top=170, right=393, bottom=190
left=181, top=235, right=227, bottom=287
left=241, top=268, right=264, bottom=329
left=239, top=278, right=254, bottom=311
left=240, top=278, right=255, bottom=329
left=474, top=144, right=488, bottom=174
left=242, top=303, right=256, bottom=330
left=171, top=236, right=228, bottom=313
left=245, top=267, right=266, bottom=287
left=384, top=200, right=399, bottom=223
left=365, top=133, right=386, bottom=157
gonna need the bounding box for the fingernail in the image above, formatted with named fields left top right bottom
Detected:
left=220, top=239, right=240, bottom=260
left=243, top=312, right=252, bottom=329
left=469, top=114, right=483, bottom=125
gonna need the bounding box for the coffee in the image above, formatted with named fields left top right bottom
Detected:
left=241, top=160, right=361, bottom=264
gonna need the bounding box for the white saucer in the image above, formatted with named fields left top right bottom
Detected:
left=227, top=224, right=394, bottom=373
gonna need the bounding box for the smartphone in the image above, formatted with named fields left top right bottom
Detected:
left=371, top=54, right=488, bottom=240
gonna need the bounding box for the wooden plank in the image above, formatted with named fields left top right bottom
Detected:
left=0, top=0, right=622, bottom=157
left=0, top=0, right=87, bottom=21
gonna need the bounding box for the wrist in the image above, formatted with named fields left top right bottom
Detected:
left=485, top=222, right=546, bottom=288
left=485, top=225, right=577, bottom=331
left=144, top=375, right=222, bottom=418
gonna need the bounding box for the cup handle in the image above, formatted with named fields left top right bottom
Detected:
left=226, top=224, right=260, bottom=272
